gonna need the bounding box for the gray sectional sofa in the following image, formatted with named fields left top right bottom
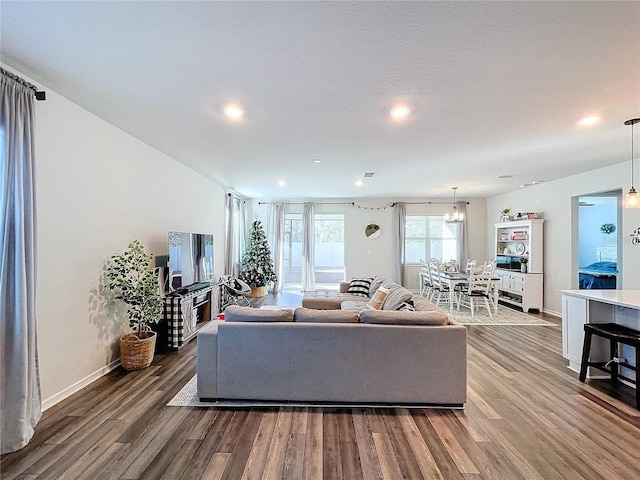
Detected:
left=301, top=277, right=386, bottom=309
left=197, top=280, right=467, bottom=407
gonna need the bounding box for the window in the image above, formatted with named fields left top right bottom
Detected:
left=314, top=214, right=345, bottom=285
left=283, top=213, right=303, bottom=285
left=405, top=215, right=459, bottom=264
left=283, top=213, right=345, bottom=289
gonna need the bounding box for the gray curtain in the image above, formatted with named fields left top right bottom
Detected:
left=267, top=202, right=285, bottom=293
left=224, top=194, right=234, bottom=275
left=301, top=202, right=315, bottom=292
left=393, top=202, right=406, bottom=285
left=224, top=194, right=246, bottom=278
left=457, top=203, right=469, bottom=266
left=1, top=72, right=41, bottom=453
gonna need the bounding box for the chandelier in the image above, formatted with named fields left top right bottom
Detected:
left=445, top=187, right=464, bottom=223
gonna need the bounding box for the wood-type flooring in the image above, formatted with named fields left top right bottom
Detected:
left=2, top=296, right=639, bottom=479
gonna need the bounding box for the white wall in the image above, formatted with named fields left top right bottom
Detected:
left=253, top=197, right=488, bottom=291
left=10, top=67, right=227, bottom=408
left=486, top=163, right=640, bottom=315
left=578, top=197, right=618, bottom=266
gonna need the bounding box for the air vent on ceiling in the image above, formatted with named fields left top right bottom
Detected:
left=363, top=172, right=376, bottom=178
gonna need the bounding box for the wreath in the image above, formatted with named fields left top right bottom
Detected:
left=600, top=223, right=616, bottom=235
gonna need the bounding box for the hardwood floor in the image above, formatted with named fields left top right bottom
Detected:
left=3, top=295, right=639, bottom=479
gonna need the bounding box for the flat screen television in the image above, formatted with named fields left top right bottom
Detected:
left=167, top=232, right=214, bottom=291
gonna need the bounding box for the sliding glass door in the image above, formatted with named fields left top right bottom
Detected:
left=283, top=213, right=345, bottom=290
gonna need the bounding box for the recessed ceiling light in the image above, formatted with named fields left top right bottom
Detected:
left=223, top=104, right=244, bottom=121
left=390, top=104, right=411, bottom=120
left=577, top=115, right=601, bottom=127
left=355, top=180, right=363, bottom=187
left=497, top=174, right=514, bottom=179
left=313, top=159, right=322, bottom=164
left=278, top=180, right=286, bottom=187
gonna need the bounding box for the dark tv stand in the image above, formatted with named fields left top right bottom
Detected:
left=160, top=283, right=220, bottom=349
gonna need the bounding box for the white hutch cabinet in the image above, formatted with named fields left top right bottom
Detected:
left=494, top=219, right=544, bottom=312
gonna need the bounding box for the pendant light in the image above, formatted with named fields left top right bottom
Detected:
left=625, top=118, right=640, bottom=209
left=445, top=187, right=464, bottom=223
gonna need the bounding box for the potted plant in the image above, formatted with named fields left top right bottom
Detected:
left=520, top=256, right=529, bottom=273
left=500, top=208, right=511, bottom=222
left=105, top=240, right=164, bottom=371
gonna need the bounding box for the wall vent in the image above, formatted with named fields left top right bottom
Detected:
left=363, top=172, right=376, bottom=178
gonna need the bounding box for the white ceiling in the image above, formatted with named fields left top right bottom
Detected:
left=2, top=1, right=639, bottom=201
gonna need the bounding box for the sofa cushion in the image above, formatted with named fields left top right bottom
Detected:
left=358, top=309, right=449, bottom=325
left=294, top=307, right=359, bottom=323
left=381, top=284, right=414, bottom=310
left=367, top=286, right=391, bottom=310
left=341, top=300, right=369, bottom=311
left=225, top=305, right=293, bottom=322
left=411, top=295, right=443, bottom=312
left=346, top=277, right=373, bottom=297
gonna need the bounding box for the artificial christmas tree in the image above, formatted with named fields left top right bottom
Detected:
left=239, top=219, right=278, bottom=297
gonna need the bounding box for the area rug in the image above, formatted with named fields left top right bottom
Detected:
left=167, top=375, right=460, bottom=409
left=447, top=305, right=556, bottom=326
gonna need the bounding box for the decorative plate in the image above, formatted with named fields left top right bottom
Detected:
left=514, top=242, right=525, bottom=255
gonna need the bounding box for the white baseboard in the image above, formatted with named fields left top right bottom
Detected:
left=41, top=359, right=121, bottom=411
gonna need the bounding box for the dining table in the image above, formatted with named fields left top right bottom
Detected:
left=438, top=270, right=500, bottom=312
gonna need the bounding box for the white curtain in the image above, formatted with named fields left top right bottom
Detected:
left=393, top=202, right=406, bottom=285
left=224, top=194, right=246, bottom=278
left=301, top=202, right=316, bottom=292
left=1, top=72, right=42, bottom=453
left=457, top=203, right=469, bottom=266
left=267, top=202, right=285, bottom=293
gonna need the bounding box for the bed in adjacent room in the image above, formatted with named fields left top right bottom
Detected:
left=579, top=261, right=617, bottom=289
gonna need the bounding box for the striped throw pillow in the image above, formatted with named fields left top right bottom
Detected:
left=347, top=277, right=373, bottom=297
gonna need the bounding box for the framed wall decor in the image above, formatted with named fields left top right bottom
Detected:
left=365, top=223, right=381, bottom=239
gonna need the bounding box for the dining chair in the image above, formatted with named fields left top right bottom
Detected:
left=430, top=260, right=451, bottom=307
left=480, top=261, right=499, bottom=312
left=457, top=271, right=493, bottom=317
left=465, top=259, right=477, bottom=274
left=418, top=260, right=432, bottom=298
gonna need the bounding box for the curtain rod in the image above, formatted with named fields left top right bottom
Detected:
left=0, top=67, right=46, bottom=101
left=227, top=192, right=246, bottom=202
left=393, top=201, right=470, bottom=206
left=258, top=201, right=354, bottom=205
left=259, top=200, right=470, bottom=207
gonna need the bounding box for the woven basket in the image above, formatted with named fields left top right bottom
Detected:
left=248, top=286, right=268, bottom=297
left=120, top=332, right=156, bottom=371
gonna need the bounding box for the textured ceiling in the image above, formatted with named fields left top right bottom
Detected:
left=1, top=1, right=639, bottom=200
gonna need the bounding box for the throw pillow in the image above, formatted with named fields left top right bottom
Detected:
left=368, top=275, right=386, bottom=296
left=397, top=300, right=415, bottom=311
left=367, top=286, right=391, bottom=310
left=347, top=277, right=373, bottom=297
left=381, top=284, right=414, bottom=310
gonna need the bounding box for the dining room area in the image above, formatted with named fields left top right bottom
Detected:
left=417, top=257, right=555, bottom=327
